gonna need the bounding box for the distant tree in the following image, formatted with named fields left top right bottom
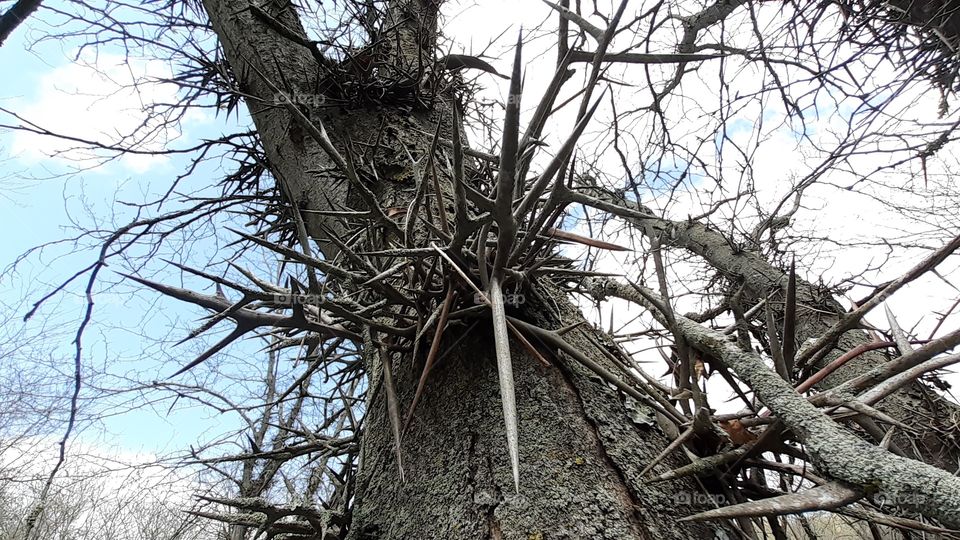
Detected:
left=0, top=449, right=217, bottom=540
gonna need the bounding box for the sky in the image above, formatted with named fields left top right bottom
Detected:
left=0, top=5, right=256, bottom=457
left=1, top=0, right=959, bottom=484
left=0, top=0, right=560, bottom=460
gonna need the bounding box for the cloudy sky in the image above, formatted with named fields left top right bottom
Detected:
left=1, top=0, right=958, bottom=469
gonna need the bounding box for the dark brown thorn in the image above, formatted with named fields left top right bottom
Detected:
left=228, top=228, right=357, bottom=282
left=161, top=259, right=262, bottom=297
left=544, top=227, right=631, bottom=251
left=765, top=302, right=789, bottom=381
left=402, top=286, right=456, bottom=436
left=169, top=326, right=251, bottom=378
left=782, top=255, right=797, bottom=376
left=647, top=446, right=751, bottom=483
left=176, top=294, right=256, bottom=346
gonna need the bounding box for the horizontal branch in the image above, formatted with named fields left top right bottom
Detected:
left=568, top=50, right=726, bottom=64
left=583, top=277, right=960, bottom=527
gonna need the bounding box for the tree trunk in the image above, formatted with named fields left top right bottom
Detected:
left=352, top=295, right=732, bottom=539
left=200, top=1, right=736, bottom=538
left=675, top=221, right=960, bottom=473
left=587, top=191, right=960, bottom=473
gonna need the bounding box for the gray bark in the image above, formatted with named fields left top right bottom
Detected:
left=587, top=278, right=960, bottom=529
left=353, top=294, right=733, bottom=539
left=200, top=1, right=737, bottom=537
left=571, top=187, right=960, bottom=473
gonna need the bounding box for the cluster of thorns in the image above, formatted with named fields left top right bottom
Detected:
left=121, top=2, right=960, bottom=538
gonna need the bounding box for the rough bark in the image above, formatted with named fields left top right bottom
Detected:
left=200, top=1, right=737, bottom=537
left=573, top=188, right=960, bottom=473
left=664, top=219, right=960, bottom=473
left=353, top=293, right=733, bottom=539
left=587, top=278, right=960, bottom=529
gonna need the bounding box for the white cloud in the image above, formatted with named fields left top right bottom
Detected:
left=4, top=51, right=206, bottom=174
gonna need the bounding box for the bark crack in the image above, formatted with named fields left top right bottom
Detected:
left=552, top=352, right=647, bottom=539
left=467, top=430, right=504, bottom=540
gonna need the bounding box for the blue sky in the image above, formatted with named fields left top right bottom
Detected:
left=0, top=11, right=276, bottom=458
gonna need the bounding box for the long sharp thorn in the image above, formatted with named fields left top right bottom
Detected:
left=766, top=303, right=788, bottom=381
left=517, top=48, right=574, bottom=185
left=515, top=92, right=605, bottom=221
left=169, top=326, right=249, bottom=378
left=498, top=31, right=523, bottom=207
left=402, top=287, right=456, bottom=435
left=507, top=322, right=551, bottom=367
left=492, top=33, right=524, bottom=276
left=227, top=228, right=353, bottom=282
left=159, top=259, right=260, bottom=298
left=545, top=227, right=630, bottom=251
left=362, top=259, right=410, bottom=286
left=432, top=243, right=485, bottom=300
left=640, top=426, right=694, bottom=477
left=382, top=351, right=405, bottom=482
left=451, top=104, right=468, bottom=222
left=648, top=447, right=750, bottom=483
left=884, top=303, right=914, bottom=354
left=782, top=255, right=797, bottom=374
left=119, top=272, right=233, bottom=313
left=177, top=312, right=230, bottom=345
left=490, top=276, right=520, bottom=491
left=825, top=398, right=913, bottom=431
left=679, top=481, right=863, bottom=522
left=161, top=259, right=231, bottom=286
left=177, top=294, right=256, bottom=345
